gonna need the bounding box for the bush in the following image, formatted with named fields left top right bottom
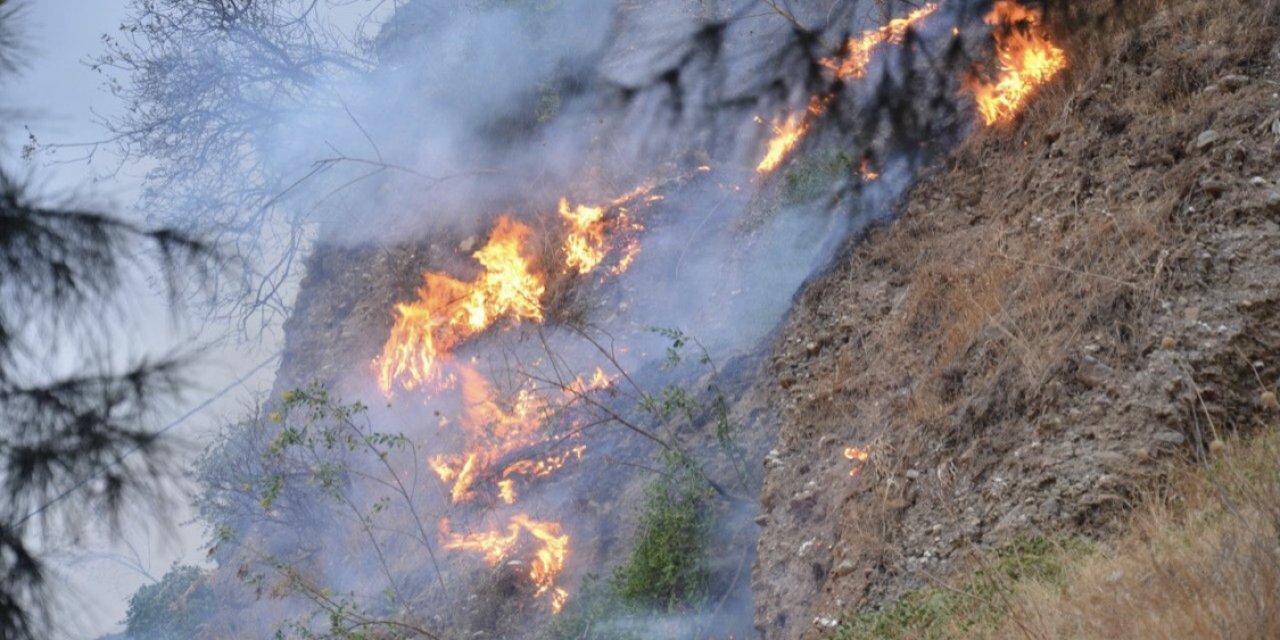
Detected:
left=833, top=537, right=1089, bottom=640
left=609, top=458, right=713, bottom=611
left=123, top=564, right=216, bottom=640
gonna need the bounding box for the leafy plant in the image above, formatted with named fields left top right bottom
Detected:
left=609, top=455, right=713, bottom=611
left=123, top=564, right=217, bottom=640
left=832, top=537, right=1091, bottom=639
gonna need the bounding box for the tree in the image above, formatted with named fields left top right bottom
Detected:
left=123, top=564, right=217, bottom=640
left=0, top=2, right=213, bottom=638
left=86, top=0, right=379, bottom=339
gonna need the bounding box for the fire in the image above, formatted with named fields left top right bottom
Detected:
left=844, top=446, right=869, bottom=477
left=859, top=160, right=880, bottom=182
left=440, top=514, right=570, bottom=612
left=560, top=199, right=607, bottom=275
left=820, top=3, right=940, bottom=80
left=560, top=187, right=652, bottom=276
left=757, top=3, right=937, bottom=175
left=566, top=366, right=614, bottom=397
left=967, top=0, right=1067, bottom=126
left=376, top=217, right=545, bottom=394
left=756, top=112, right=809, bottom=174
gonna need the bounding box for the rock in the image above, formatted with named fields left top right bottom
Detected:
left=798, top=538, right=818, bottom=557
left=1219, top=74, right=1251, bottom=91
left=805, top=341, right=820, bottom=354
left=1202, top=178, right=1228, bottom=198
left=1262, top=391, right=1279, bottom=411
left=754, top=513, right=770, bottom=526
left=1039, top=497, right=1061, bottom=517
left=1153, top=430, right=1186, bottom=445
left=1076, top=355, right=1113, bottom=388
left=905, top=469, right=922, bottom=480
left=1266, top=191, right=1280, bottom=213
left=1193, top=129, right=1221, bottom=151
left=1250, top=176, right=1271, bottom=188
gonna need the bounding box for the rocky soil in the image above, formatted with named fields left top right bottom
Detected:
left=752, top=1, right=1280, bottom=638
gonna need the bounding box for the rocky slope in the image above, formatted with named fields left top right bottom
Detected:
left=752, top=0, right=1280, bottom=637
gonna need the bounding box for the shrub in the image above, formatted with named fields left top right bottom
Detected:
left=609, top=457, right=713, bottom=611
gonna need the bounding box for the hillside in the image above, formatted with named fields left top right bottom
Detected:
left=105, top=0, right=1280, bottom=639
left=754, top=0, right=1280, bottom=637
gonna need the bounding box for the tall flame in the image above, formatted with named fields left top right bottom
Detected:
left=376, top=217, right=545, bottom=394
left=967, top=0, right=1067, bottom=126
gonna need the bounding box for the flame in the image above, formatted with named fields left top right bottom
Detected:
left=560, top=199, right=608, bottom=275
left=820, top=3, right=940, bottom=80
left=967, top=0, right=1067, bottom=126
left=756, top=112, right=810, bottom=174
left=440, top=515, right=570, bottom=611
left=844, top=446, right=869, bottom=477
left=560, top=187, right=653, bottom=276
left=502, top=445, right=587, bottom=480
left=566, top=366, right=614, bottom=397
left=376, top=217, right=545, bottom=394
left=859, top=160, right=881, bottom=182
left=757, top=3, right=937, bottom=175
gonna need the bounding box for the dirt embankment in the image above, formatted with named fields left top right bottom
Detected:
left=753, top=1, right=1280, bottom=638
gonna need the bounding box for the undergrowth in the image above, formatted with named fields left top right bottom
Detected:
left=832, top=536, right=1091, bottom=640
left=610, top=454, right=713, bottom=610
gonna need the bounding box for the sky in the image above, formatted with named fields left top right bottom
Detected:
left=5, top=2, right=281, bottom=637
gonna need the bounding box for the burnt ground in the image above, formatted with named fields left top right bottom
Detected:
left=752, top=0, right=1280, bottom=638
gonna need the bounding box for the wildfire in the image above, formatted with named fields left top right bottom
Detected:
left=756, top=3, right=938, bottom=175
left=967, top=0, right=1067, bottom=126
left=439, top=514, right=570, bottom=612
left=844, top=446, right=870, bottom=477
left=820, top=3, right=940, bottom=80
left=376, top=217, right=545, bottom=394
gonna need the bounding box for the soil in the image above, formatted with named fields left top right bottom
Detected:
left=751, top=1, right=1280, bottom=637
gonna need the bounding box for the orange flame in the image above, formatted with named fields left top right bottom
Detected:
left=967, top=0, right=1067, bottom=126
left=756, top=112, right=810, bottom=174
left=844, top=446, right=870, bottom=477
left=440, top=515, right=570, bottom=612
left=560, top=199, right=608, bottom=275
left=560, top=187, right=653, bottom=276
left=756, top=3, right=936, bottom=175
left=376, top=217, right=545, bottom=395
left=821, top=3, right=940, bottom=80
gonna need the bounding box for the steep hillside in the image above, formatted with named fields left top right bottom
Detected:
left=754, top=0, right=1280, bottom=637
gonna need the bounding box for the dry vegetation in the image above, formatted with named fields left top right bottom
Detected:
left=997, top=428, right=1280, bottom=639
left=755, top=0, right=1280, bottom=636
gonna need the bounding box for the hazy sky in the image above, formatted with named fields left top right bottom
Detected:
left=7, top=2, right=280, bottom=637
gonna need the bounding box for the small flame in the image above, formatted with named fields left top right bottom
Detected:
left=859, top=160, right=881, bottom=182
left=820, top=3, right=940, bottom=80
left=440, top=515, right=570, bottom=612
left=560, top=187, right=653, bottom=276
left=967, top=0, right=1067, bottom=126
left=560, top=199, right=608, bottom=275
left=756, top=2, right=937, bottom=175
left=844, top=446, right=870, bottom=477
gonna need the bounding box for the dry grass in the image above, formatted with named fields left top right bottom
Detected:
left=995, top=427, right=1280, bottom=639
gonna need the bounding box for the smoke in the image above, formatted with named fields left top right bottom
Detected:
left=167, top=0, right=991, bottom=638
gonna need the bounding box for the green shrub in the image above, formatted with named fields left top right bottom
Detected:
left=609, top=458, right=713, bottom=611
left=832, top=537, right=1090, bottom=640
left=123, top=564, right=216, bottom=640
